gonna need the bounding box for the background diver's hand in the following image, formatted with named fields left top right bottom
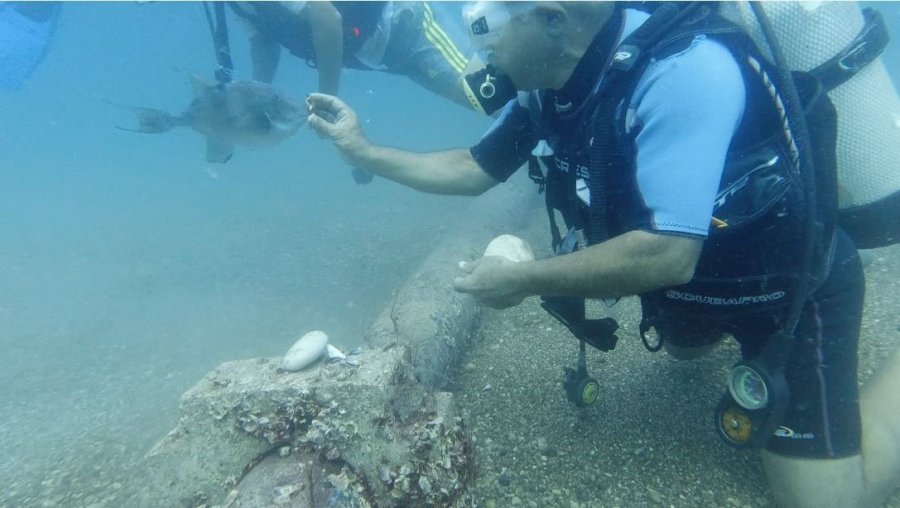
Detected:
left=307, top=93, right=371, bottom=169
left=453, top=256, right=528, bottom=310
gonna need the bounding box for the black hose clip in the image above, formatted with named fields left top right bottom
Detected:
left=540, top=296, right=619, bottom=352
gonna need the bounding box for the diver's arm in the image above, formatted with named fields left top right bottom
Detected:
left=355, top=146, right=498, bottom=196
left=307, top=93, right=499, bottom=195
left=235, top=8, right=281, bottom=83
left=305, top=2, right=343, bottom=96
left=455, top=230, right=702, bottom=306
left=518, top=230, right=701, bottom=298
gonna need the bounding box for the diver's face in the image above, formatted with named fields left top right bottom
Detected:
left=488, top=11, right=560, bottom=91
left=464, top=2, right=562, bottom=91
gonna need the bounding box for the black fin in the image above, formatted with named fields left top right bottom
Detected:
left=206, top=137, right=234, bottom=164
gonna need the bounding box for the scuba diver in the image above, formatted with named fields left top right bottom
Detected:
left=227, top=1, right=479, bottom=110
left=209, top=1, right=486, bottom=181
left=0, top=2, right=62, bottom=91
left=306, top=2, right=900, bottom=506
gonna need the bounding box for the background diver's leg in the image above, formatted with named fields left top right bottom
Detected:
left=250, top=35, right=281, bottom=84
left=384, top=2, right=476, bottom=110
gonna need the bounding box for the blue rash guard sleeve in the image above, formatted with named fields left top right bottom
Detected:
left=469, top=99, right=537, bottom=182
left=625, top=35, right=746, bottom=238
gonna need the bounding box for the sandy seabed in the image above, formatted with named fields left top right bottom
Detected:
left=455, top=222, right=900, bottom=507
left=3, top=219, right=898, bottom=508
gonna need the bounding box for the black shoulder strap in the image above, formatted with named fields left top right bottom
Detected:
left=809, top=7, right=890, bottom=92
left=611, top=2, right=705, bottom=73
left=585, top=2, right=710, bottom=245
left=203, top=2, right=233, bottom=84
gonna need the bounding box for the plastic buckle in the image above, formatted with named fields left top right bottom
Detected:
left=837, top=40, right=870, bottom=73
left=838, top=8, right=888, bottom=73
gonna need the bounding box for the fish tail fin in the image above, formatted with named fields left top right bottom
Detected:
left=116, top=107, right=185, bottom=134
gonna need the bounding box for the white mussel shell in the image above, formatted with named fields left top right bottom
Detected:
left=279, top=330, right=329, bottom=371
left=326, top=344, right=346, bottom=361
left=483, top=234, right=535, bottom=263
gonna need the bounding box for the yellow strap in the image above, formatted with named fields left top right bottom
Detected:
left=462, top=77, right=488, bottom=114
left=422, top=3, right=468, bottom=74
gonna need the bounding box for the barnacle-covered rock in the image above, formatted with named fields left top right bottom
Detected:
left=419, top=475, right=432, bottom=495
left=327, top=471, right=350, bottom=492
left=132, top=348, right=475, bottom=508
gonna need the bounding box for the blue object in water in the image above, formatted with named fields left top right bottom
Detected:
left=0, top=2, right=61, bottom=90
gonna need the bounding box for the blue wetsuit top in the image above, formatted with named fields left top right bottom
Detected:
left=471, top=9, right=746, bottom=239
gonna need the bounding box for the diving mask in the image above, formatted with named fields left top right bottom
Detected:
left=462, top=2, right=534, bottom=62
left=461, top=2, right=532, bottom=115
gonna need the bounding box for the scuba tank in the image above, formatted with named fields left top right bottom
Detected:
left=720, top=2, right=900, bottom=248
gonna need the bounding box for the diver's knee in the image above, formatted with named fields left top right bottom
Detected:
left=859, top=347, right=900, bottom=504
left=761, top=450, right=865, bottom=508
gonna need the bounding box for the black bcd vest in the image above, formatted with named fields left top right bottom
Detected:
left=530, top=4, right=838, bottom=326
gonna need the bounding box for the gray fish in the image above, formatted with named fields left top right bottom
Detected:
left=117, top=76, right=306, bottom=163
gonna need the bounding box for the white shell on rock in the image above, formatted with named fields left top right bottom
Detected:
left=483, top=234, right=535, bottom=263
left=326, top=344, right=346, bottom=361
left=279, top=330, right=329, bottom=371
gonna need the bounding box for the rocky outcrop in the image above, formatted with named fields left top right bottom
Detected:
left=132, top=348, right=473, bottom=507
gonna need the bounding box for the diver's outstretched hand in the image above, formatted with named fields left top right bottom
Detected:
left=454, top=256, right=528, bottom=310
left=307, top=93, right=371, bottom=167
